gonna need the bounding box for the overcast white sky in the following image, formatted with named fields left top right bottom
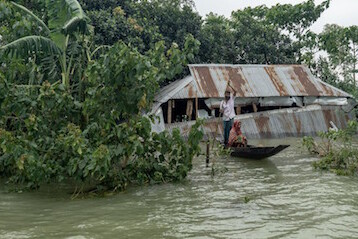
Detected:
left=193, top=0, right=358, bottom=33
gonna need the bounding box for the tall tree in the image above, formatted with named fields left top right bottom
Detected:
left=133, top=0, right=202, bottom=48
left=79, top=0, right=202, bottom=52
left=84, top=5, right=162, bottom=51
left=230, top=6, right=296, bottom=64
left=266, top=0, right=330, bottom=63
left=318, top=24, right=358, bottom=97
left=197, top=13, right=235, bottom=63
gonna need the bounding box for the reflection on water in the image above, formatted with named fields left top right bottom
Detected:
left=1, top=138, right=358, bottom=239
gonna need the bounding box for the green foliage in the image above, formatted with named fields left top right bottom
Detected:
left=230, top=6, right=297, bottom=64
left=81, top=0, right=201, bottom=55
left=84, top=42, right=158, bottom=119
left=1, top=0, right=357, bottom=193
left=197, top=13, right=235, bottom=63
left=0, top=1, right=43, bottom=46
left=134, top=0, right=201, bottom=49
left=147, top=34, right=200, bottom=85
left=0, top=0, right=203, bottom=192
left=196, top=1, right=330, bottom=65
left=0, top=81, right=82, bottom=188
left=45, top=0, right=90, bottom=57
left=243, top=196, right=251, bottom=203
left=312, top=148, right=358, bottom=176
left=204, top=139, right=229, bottom=178
left=84, top=36, right=199, bottom=120
left=267, top=0, right=330, bottom=37
left=84, top=8, right=155, bottom=49
left=210, top=162, right=228, bottom=178
left=302, top=121, right=358, bottom=176
left=4, top=0, right=337, bottom=78
left=317, top=24, right=358, bottom=98
left=1, top=0, right=91, bottom=87
left=266, top=0, right=330, bottom=63
left=11, top=0, right=47, bottom=22
left=1, top=35, right=62, bottom=57
left=0, top=64, right=203, bottom=193
left=302, top=136, right=317, bottom=154
left=0, top=1, right=56, bottom=85
left=10, top=1, right=49, bottom=34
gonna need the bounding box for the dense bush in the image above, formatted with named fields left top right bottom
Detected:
left=0, top=67, right=203, bottom=192
left=0, top=0, right=202, bottom=192
left=302, top=121, right=358, bottom=176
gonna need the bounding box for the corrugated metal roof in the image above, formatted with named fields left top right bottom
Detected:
left=156, top=64, right=352, bottom=101
left=154, top=76, right=193, bottom=103
left=152, top=76, right=193, bottom=113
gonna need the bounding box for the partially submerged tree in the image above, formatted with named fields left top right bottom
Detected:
left=0, top=0, right=203, bottom=192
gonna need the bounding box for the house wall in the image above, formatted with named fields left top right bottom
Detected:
left=164, top=105, right=355, bottom=140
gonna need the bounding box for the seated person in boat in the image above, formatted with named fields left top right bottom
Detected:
left=228, top=121, right=247, bottom=147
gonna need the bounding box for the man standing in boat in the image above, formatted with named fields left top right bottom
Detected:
left=220, top=81, right=236, bottom=146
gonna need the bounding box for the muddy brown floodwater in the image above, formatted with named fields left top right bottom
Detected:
left=1, top=138, right=358, bottom=238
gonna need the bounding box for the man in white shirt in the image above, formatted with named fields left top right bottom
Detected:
left=220, top=82, right=236, bottom=146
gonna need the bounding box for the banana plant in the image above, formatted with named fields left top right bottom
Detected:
left=0, top=0, right=90, bottom=88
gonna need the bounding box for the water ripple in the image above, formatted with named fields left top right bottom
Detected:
left=1, top=138, right=358, bottom=238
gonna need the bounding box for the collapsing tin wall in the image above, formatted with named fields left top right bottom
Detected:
left=165, top=105, right=354, bottom=139
left=239, top=105, right=353, bottom=139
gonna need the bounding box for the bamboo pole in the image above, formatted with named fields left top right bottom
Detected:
left=186, top=100, right=193, bottom=120
left=236, top=106, right=241, bottom=115
left=168, top=100, right=172, bottom=124
left=206, top=141, right=210, bottom=167
left=252, top=103, right=258, bottom=113
left=195, top=97, right=198, bottom=119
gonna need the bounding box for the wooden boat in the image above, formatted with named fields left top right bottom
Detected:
left=230, top=145, right=290, bottom=159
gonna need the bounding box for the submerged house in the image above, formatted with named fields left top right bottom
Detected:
left=151, top=64, right=357, bottom=139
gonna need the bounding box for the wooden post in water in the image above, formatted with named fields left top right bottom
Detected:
left=236, top=106, right=241, bottom=115
left=206, top=140, right=210, bottom=167
left=167, top=100, right=172, bottom=124
left=252, top=103, right=258, bottom=113
left=186, top=100, right=193, bottom=120
left=195, top=97, right=199, bottom=120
